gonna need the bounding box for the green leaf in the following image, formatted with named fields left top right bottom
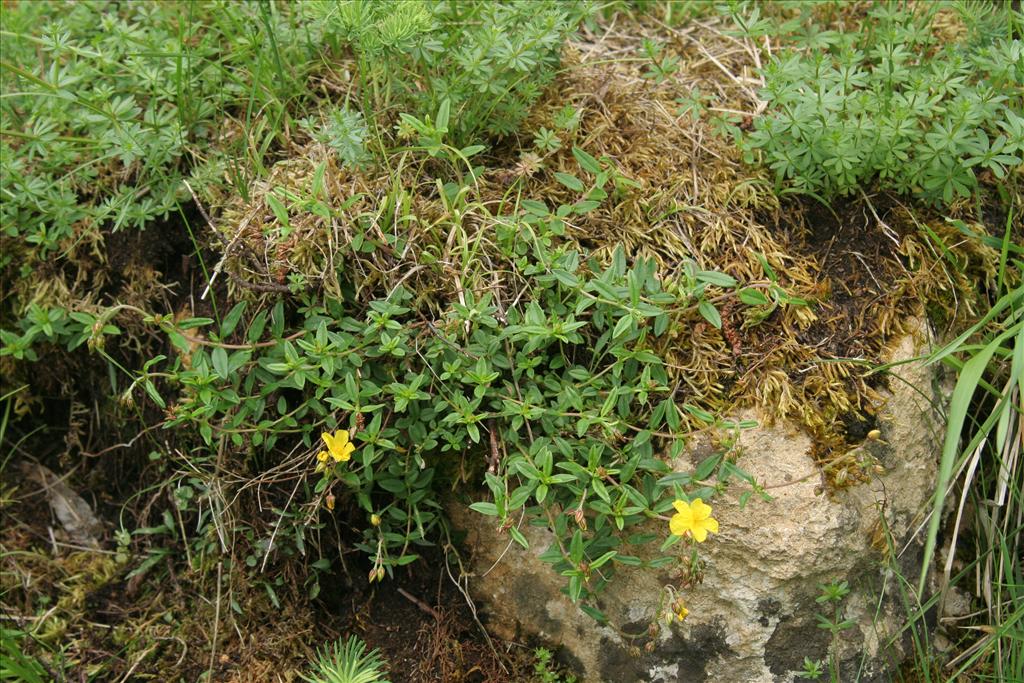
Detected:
left=211, top=347, right=229, bottom=380
left=554, top=172, right=585, bottom=192
left=177, top=317, right=215, bottom=330
left=143, top=381, right=165, bottom=408
left=469, top=502, right=499, bottom=516
left=266, top=193, right=289, bottom=227
left=613, top=314, right=634, bottom=339
left=654, top=314, right=669, bottom=336
left=738, top=288, right=770, bottom=305
left=220, top=301, right=248, bottom=337
left=697, top=270, right=737, bottom=288
left=167, top=330, right=191, bottom=355
left=573, top=200, right=601, bottom=214
left=569, top=529, right=584, bottom=563
left=435, top=97, right=451, bottom=133
left=659, top=534, right=681, bottom=552
left=698, top=300, right=722, bottom=329
left=590, top=278, right=621, bottom=301
left=509, top=485, right=534, bottom=509
left=568, top=574, right=583, bottom=603
left=509, top=526, right=529, bottom=549
left=573, top=146, right=602, bottom=174
left=590, top=550, right=617, bottom=569
left=552, top=269, right=580, bottom=288
left=694, top=453, right=722, bottom=480
left=311, top=160, right=327, bottom=198
left=580, top=603, right=608, bottom=623
left=657, top=472, right=692, bottom=488
left=919, top=319, right=1022, bottom=596
left=535, top=484, right=549, bottom=504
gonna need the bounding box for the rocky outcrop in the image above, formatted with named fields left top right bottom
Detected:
left=451, top=327, right=946, bottom=682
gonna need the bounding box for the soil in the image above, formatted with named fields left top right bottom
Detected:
left=775, top=193, right=909, bottom=369
left=319, top=545, right=520, bottom=683
left=0, top=452, right=528, bottom=682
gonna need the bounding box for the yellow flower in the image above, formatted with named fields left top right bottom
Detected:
left=322, top=429, right=355, bottom=463
left=669, top=498, right=719, bottom=542
left=671, top=597, right=689, bottom=622
left=315, top=450, right=330, bottom=472
left=370, top=513, right=381, bottom=527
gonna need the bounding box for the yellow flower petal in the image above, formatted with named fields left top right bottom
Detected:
left=669, top=498, right=696, bottom=536
left=690, top=498, right=712, bottom=522
left=317, top=451, right=329, bottom=462
left=703, top=516, right=719, bottom=534
left=692, top=525, right=709, bottom=543
left=670, top=513, right=691, bottom=537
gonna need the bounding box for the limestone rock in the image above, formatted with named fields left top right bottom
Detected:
left=451, top=327, right=945, bottom=682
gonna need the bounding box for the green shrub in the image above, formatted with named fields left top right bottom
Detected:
left=307, top=0, right=588, bottom=148
left=0, top=0, right=313, bottom=276
left=0, top=132, right=800, bottom=617
left=736, top=2, right=1023, bottom=205
left=108, top=147, right=780, bottom=618
left=165, top=223, right=684, bottom=599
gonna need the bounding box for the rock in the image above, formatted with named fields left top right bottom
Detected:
left=451, top=325, right=946, bottom=682
left=23, top=461, right=105, bottom=548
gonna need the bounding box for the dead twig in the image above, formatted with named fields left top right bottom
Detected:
left=398, top=588, right=442, bottom=621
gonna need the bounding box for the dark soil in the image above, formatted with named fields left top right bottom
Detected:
left=103, top=203, right=202, bottom=291
left=319, top=545, right=520, bottom=683
left=781, top=193, right=909, bottom=369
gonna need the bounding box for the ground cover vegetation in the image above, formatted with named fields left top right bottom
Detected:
left=0, top=0, right=1020, bottom=680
